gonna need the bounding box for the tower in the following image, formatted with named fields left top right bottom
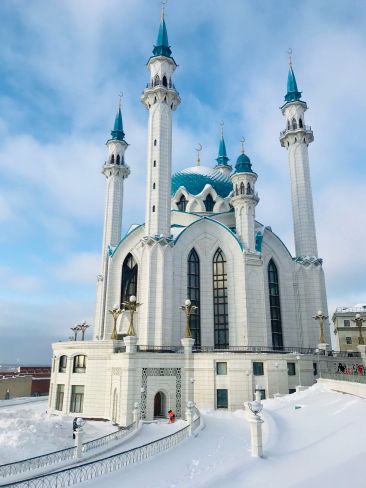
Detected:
left=279, top=60, right=318, bottom=258
left=214, top=126, right=232, bottom=176
left=94, top=104, right=130, bottom=340
left=230, top=142, right=259, bottom=252
left=141, top=10, right=180, bottom=238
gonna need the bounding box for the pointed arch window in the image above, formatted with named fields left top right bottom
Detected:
left=177, top=195, right=187, bottom=212
left=187, top=249, right=201, bottom=346
left=213, top=248, right=229, bottom=349
left=116, top=154, right=120, bottom=165
left=240, top=182, right=245, bottom=195
left=299, top=118, right=303, bottom=128
left=121, top=253, right=138, bottom=304
left=162, top=75, right=168, bottom=87
left=268, top=259, right=283, bottom=349
left=246, top=182, right=251, bottom=195
left=111, top=154, right=115, bottom=164
left=291, top=118, right=297, bottom=130
left=204, top=194, right=215, bottom=212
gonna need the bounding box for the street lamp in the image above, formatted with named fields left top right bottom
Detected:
left=248, top=400, right=263, bottom=417
left=180, top=299, right=198, bottom=339
left=77, top=321, right=91, bottom=341
left=352, top=313, right=366, bottom=345
left=296, top=355, right=302, bottom=386
left=121, top=295, right=141, bottom=336
left=247, top=400, right=264, bottom=458
left=312, top=310, right=328, bottom=344
left=70, top=326, right=79, bottom=341
left=109, top=304, right=122, bottom=340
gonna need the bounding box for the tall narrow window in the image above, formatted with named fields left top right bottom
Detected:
left=213, top=248, right=229, bottom=348
left=116, top=154, right=120, bottom=164
left=187, top=249, right=201, bottom=346
left=204, top=194, right=215, bottom=212
left=58, top=355, right=67, bottom=373
left=121, top=253, right=138, bottom=304
left=268, top=259, right=283, bottom=349
left=55, top=384, right=64, bottom=411
left=70, top=385, right=84, bottom=413
left=177, top=195, right=187, bottom=212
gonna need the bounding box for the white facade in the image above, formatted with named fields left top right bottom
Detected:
left=49, top=14, right=336, bottom=426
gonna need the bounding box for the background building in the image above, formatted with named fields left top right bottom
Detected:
left=333, top=305, right=366, bottom=352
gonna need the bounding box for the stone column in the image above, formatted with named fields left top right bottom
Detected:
left=74, top=428, right=83, bottom=459
left=181, top=337, right=195, bottom=354
left=248, top=415, right=264, bottom=458
left=124, top=335, right=138, bottom=353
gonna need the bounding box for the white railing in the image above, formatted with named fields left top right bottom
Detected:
left=0, top=421, right=138, bottom=479
left=0, top=414, right=201, bottom=488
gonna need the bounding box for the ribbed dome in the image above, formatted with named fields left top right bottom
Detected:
left=171, top=166, right=233, bottom=198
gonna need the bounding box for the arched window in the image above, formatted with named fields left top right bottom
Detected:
left=73, top=355, right=86, bottom=373
left=240, top=182, right=245, bottom=195
left=246, top=182, right=251, bottom=195
left=154, top=139, right=157, bottom=146
left=204, top=194, right=215, bottom=212
left=268, top=259, right=283, bottom=349
left=153, top=182, right=156, bottom=190
left=111, top=154, right=115, bottom=164
left=177, top=195, right=187, bottom=212
left=187, top=249, right=201, bottom=346
left=59, top=355, right=67, bottom=373
left=213, top=248, right=229, bottom=348
left=116, top=154, right=120, bottom=165
left=287, top=120, right=290, bottom=130
left=162, top=75, right=167, bottom=87
left=154, top=74, right=160, bottom=86
left=121, top=253, right=138, bottom=304
left=235, top=185, right=239, bottom=196
left=291, top=118, right=297, bottom=130
left=152, top=205, right=155, bottom=212
left=299, top=118, right=303, bottom=128
left=153, top=160, right=156, bottom=167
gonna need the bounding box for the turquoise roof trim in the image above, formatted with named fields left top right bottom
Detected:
left=110, top=224, right=144, bottom=257
left=172, top=166, right=233, bottom=198
left=285, top=66, right=302, bottom=102
left=152, top=16, right=172, bottom=58
left=234, top=152, right=253, bottom=173
left=216, top=137, right=230, bottom=166
left=110, top=107, right=125, bottom=141
left=174, top=216, right=243, bottom=251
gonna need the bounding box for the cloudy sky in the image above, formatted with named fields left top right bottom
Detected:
left=0, top=0, right=365, bottom=363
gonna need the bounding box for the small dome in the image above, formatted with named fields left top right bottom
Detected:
left=235, top=152, right=253, bottom=173
left=171, top=166, right=232, bottom=198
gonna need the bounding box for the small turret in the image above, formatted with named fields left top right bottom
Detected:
left=214, top=123, right=232, bottom=176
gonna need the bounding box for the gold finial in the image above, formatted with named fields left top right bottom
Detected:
left=118, top=92, right=123, bottom=109
left=195, top=143, right=202, bottom=166
left=161, top=0, right=167, bottom=18
left=220, top=120, right=224, bottom=138
left=287, top=48, right=293, bottom=67
left=240, top=136, right=245, bottom=154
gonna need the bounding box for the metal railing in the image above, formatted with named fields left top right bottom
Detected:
left=1, top=416, right=200, bottom=488
left=321, top=372, right=366, bottom=384
left=335, top=306, right=366, bottom=313
left=137, top=345, right=183, bottom=353
left=0, top=422, right=137, bottom=479
left=280, top=125, right=312, bottom=137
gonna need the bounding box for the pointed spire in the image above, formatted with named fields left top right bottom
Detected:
left=284, top=49, right=302, bottom=103
left=110, top=96, right=125, bottom=141
left=216, top=122, right=230, bottom=166
left=152, top=3, right=172, bottom=58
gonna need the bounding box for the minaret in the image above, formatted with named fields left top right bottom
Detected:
left=141, top=9, right=180, bottom=238
left=230, top=140, right=259, bottom=252
left=94, top=102, right=130, bottom=340
left=279, top=57, right=318, bottom=258
left=214, top=124, right=232, bottom=176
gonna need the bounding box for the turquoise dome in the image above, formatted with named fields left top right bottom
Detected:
left=171, top=166, right=233, bottom=198
left=235, top=153, right=253, bottom=173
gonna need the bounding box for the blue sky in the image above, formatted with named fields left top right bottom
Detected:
left=0, top=0, right=365, bottom=363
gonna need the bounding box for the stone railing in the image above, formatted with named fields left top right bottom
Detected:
left=320, top=372, right=366, bottom=384
left=1, top=413, right=201, bottom=488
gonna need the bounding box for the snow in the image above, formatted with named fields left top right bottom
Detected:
left=1, top=386, right=366, bottom=487
left=82, top=385, right=366, bottom=488
left=0, top=398, right=117, bottom=464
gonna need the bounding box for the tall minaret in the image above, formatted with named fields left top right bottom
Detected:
left=279, top=57, right=318, bottom=258
left=94, top=103, right=130, bottom=340
left=141, top=9, right=180, bottom=238
left=230, top=141, right=259, bottom=252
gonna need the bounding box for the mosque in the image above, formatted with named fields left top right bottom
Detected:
left=49, top=11, right=332, bottom=424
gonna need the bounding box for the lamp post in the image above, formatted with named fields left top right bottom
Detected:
left=296, top=355, right=302, bottom=387
left=180, top=299, right=198, bottom=339
left=74, top=417, right=86, bottom=459
left=77, top=321, right=91, bottom=341
left=352, top=313, right=365, bottom=345
left=109, top=304, right=122, bottom=340
left=70, top=326, right=79, bottom=341
left=121, top=295, right=141, bottom=337
left=247, top=400, right=264, bottom=458
left=312, top=310, right=328, bottom=344
left=315, top=348, right=321, bottom=378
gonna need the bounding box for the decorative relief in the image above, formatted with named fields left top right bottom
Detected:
left=140, top=367, right=182, bottom=420
left=294, top=256, right=323, bottom=267
left=111, top=368, right=122, bottom=376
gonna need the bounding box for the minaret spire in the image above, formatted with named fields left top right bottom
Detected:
left=285, top=49, right=302, bottom=103
left=214, top=121, right=232, bottom=175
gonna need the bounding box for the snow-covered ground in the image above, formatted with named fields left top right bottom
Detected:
left=1, top=385, right=366, bottom=487
left=0, top=398, right=117, bottom=464
left=82, top=384, right=366, bottom=488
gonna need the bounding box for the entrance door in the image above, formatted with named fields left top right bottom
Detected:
left=154, top=391, right=166, bottom=418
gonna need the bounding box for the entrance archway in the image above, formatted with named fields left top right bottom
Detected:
left=153, top=391, right=166, bottom=418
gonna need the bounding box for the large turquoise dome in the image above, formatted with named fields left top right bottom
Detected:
left=171, top=166, right=233, bottom=198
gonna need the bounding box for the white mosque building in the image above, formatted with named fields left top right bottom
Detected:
left=49, top=12, right=333, bottom=425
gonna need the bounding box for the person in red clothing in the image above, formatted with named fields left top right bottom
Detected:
left=167, top=409, right=176, bottom=423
